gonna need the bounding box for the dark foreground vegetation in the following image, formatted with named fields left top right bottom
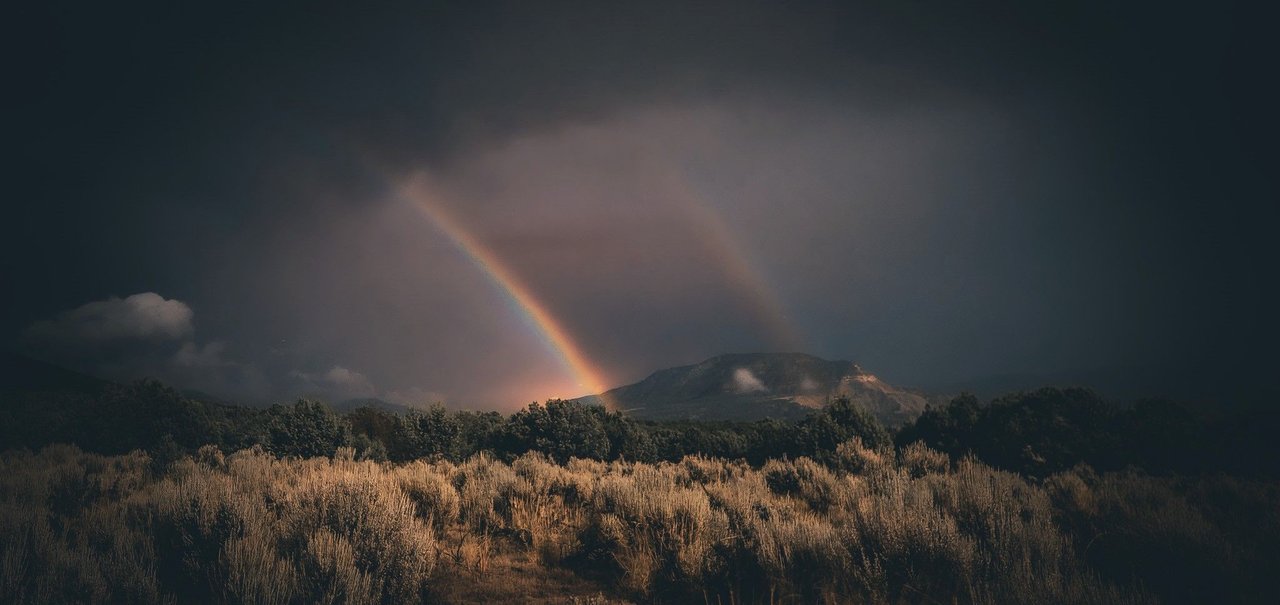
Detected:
left=3, top=379, right=1279, bottom=603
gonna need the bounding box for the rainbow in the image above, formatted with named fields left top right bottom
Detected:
left=397, top=176, right=616, bottom=408
left=393, top=163, right=807, bottom=411
left=661, top=168, right=806, bottom=353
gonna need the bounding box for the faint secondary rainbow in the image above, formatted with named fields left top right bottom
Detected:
left=397, top=176, right=616, bottom=408
left=661, top=167, right=807, bottom=353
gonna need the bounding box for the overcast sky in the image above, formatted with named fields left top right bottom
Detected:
left=6, top=1, right=1276, bottom=408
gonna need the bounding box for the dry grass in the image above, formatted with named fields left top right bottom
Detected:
left=4, top=440, right=1272, bottom=604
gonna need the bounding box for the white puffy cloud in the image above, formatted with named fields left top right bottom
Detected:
left=23, top=292, right=193, bottom=353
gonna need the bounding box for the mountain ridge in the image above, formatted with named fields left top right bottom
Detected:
left=578, top=352, right=935, bottom=426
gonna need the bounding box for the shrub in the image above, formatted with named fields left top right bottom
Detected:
left=13, top=440, right=1274, bottom=605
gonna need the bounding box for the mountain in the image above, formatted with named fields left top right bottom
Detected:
left=580, top=353, right=934, bottom=426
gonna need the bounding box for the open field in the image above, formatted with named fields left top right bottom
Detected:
left=4, top=440, right=1277, bottom=604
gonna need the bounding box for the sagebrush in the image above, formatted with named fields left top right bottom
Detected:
left=2, top=441, right=1275, bottom=604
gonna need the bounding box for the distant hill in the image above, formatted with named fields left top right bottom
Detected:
left=0, top=353, right=271, bottom=454
left=579, top=353, right=935, bottom=426
left=0, top=352, right=112, bottom=395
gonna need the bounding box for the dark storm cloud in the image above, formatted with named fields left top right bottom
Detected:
left=7, top=1, right=1277, bottom=406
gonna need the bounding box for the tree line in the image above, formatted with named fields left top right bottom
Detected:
left=3, top=379, right=1276, bottom=478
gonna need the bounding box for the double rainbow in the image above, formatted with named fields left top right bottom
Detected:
left=397, top=170, right=804, bottom=409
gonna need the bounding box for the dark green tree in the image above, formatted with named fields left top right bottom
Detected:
left=390, top=404, right=461, bottom=461
left=779, top=395, right=891, bottom=465
left=497, top=400, right=609, bottom=462
left=895, top=392, right=982, bottom=453
left=593, top=407, right=657, bottom=462
left=266, top=400, right=350, bottom=458
left=345, top=406, right=399, bottom=446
